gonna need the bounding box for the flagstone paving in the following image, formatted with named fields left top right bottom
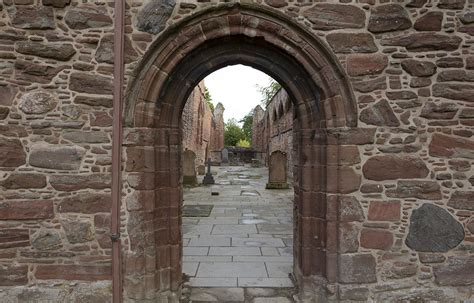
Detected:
left=181, top=165, right=296, bottom=302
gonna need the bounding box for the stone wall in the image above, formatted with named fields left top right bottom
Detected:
left=252, top=89, right=294, bottom=177
left=181, top=82, right=223, bottom=167
left=0, top=0, right=473, bottom=301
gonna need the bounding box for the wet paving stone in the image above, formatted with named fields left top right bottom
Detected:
left=183, top=165, right=295, bottom=293
left=183, top=205, right=214, bottom=217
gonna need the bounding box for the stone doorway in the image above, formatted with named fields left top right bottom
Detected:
left=123, top=3, right=358, bottom=301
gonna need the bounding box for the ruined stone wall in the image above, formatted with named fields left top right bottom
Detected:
left=252, top=89, right=294, bottom=177
left=0, top=0, right=473, bottom=301
left=181, top=81, right=216, bottom=167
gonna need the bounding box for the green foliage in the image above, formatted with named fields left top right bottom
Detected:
left=239, top=110, right=253, bottom=143
left=204, top=87, right=215, bottom=112
left=256, top=78, right=282, bottom=107
left=224, top=118, right=246, bottom=147
left=236, top=139, right=251, bottom=148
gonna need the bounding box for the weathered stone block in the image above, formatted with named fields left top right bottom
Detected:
left=433, top=256, right=474, bottom=286
left=406, top=204, right=464, bottom=252
left=69, top=73, right=113, bottom=95
left=326, top=33, right=377, bottom=53
left=0, top=229, right=29, bottom=249
left=42, top=0, right=71, bottom=8
left=0, top=200, right=54, bottom=220
left=339, top=254, right=377, bottom=284
left=382, top=33, right=462, bottom=52
left=420, top=102, right=458, bottom=120
left=347, top=54, right=388, bottom=76
left=429, top=133, right=474, bottom=159
left=19, top=91, right=56, bottom=114
left=74, top=95, right=113, bottom=108
left=0, top=85, right=18, bottom=107
left=360, top=99, right=400, bottom=126
left=0, top=173, right=46, bottom=189
left=353, top=76, right=387, bottom=93
left=302, top=4, right=365, bottom=30
left=35, top=265, right=111, bottom=281
left=401, top=59, right=437, bottom=77
left=96, top=34, right=138, bottom=64
left=61, top=218, right=94, bottom=244
left=360, top=229, right=393, bottom=250
left=136, top=0, right=175, bottom=34
left=386, top=180, right=442, bottom=200
left=7, top=6, right=55, bottom=29
left=414, top=12, right=443, bottom=31
left=368, top=4, right=412, bottom=33
left=63, top=131, right=110, bottom=144
left=0, top=137, right=26, bottom=168
left=437, top=0, right=465, bottom=9
left=368, top=201, right=400, bottom=221
left=432, top=83, right=474, bottom=102
left=29, top=144, right=85, bottom=170
left=65, top=5, right=112, bottom=29
left=363, top=155, right=429, bottom=181
left=339, top=223, right=359, bottom=253
left=59, top=193, right=111, bottom=214
left=31, top=229, right=62, bottom=250
left=0, top=265, right=28, bottom=286
left=15, top=41, right=76, bottom=61
left=15, top=60, right=66, bottom=84
left=448, top=191, right=474, bottom=210
left=50, top=174, right=111, bottom=191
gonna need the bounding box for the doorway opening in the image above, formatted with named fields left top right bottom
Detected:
left=123, top=3, right=357, bottom=301
left=180, top=66, right=296, bottom=300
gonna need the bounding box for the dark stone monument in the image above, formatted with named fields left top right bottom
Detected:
left=266, top=150, right=289, bottom=189
left=202, top=158, right=215, bottom=185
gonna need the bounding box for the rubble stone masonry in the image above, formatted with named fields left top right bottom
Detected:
left=0, top=0, right=473, bottom=301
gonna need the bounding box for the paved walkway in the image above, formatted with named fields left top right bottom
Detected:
left=181, top=165, right=296, bottom=302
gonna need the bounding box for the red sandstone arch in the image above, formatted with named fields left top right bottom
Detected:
left=123, top=3, right=357, bottom=301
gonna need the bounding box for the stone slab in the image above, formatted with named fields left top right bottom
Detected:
left=196, top=262, right=267, bottom=278
left=238, top=278, right=293, bottom=287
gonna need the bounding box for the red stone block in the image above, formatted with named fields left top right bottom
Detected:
left=0, top=265, right=28, bottom=286
left=360, top=228, right=394, bottom=250
left=368, top=201, right=401, bottom=221
left=35, top=265, right=111, bottom=281
left=0, top=200, right=53, bottom=220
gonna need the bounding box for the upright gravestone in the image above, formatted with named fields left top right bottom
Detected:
left=221, top=148, right=229, bottom=164
left=266, top=150, right=289, bottom=189
left=203, top=158, right=215, bottom=185
left=183, top=150, right=197, bottom=185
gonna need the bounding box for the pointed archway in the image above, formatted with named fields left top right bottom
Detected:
left=123, top=3, right=358, bottom=301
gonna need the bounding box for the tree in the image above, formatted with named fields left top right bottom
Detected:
left=239, top=110, right=253, bottom=143
left=204, top=87, right=215, bottom=112
left=236, top=139, right=250, bottom=148
left=256, top=78, right=282, bottom=107
left=224, top=118, right=246, bottom=146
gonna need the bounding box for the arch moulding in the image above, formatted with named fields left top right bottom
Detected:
left=122, top=3, right=359, bottom=301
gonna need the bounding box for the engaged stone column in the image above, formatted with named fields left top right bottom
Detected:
left=266, top=150, right=289, bottom=189
left=183, top=150, right=197, bottom=185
